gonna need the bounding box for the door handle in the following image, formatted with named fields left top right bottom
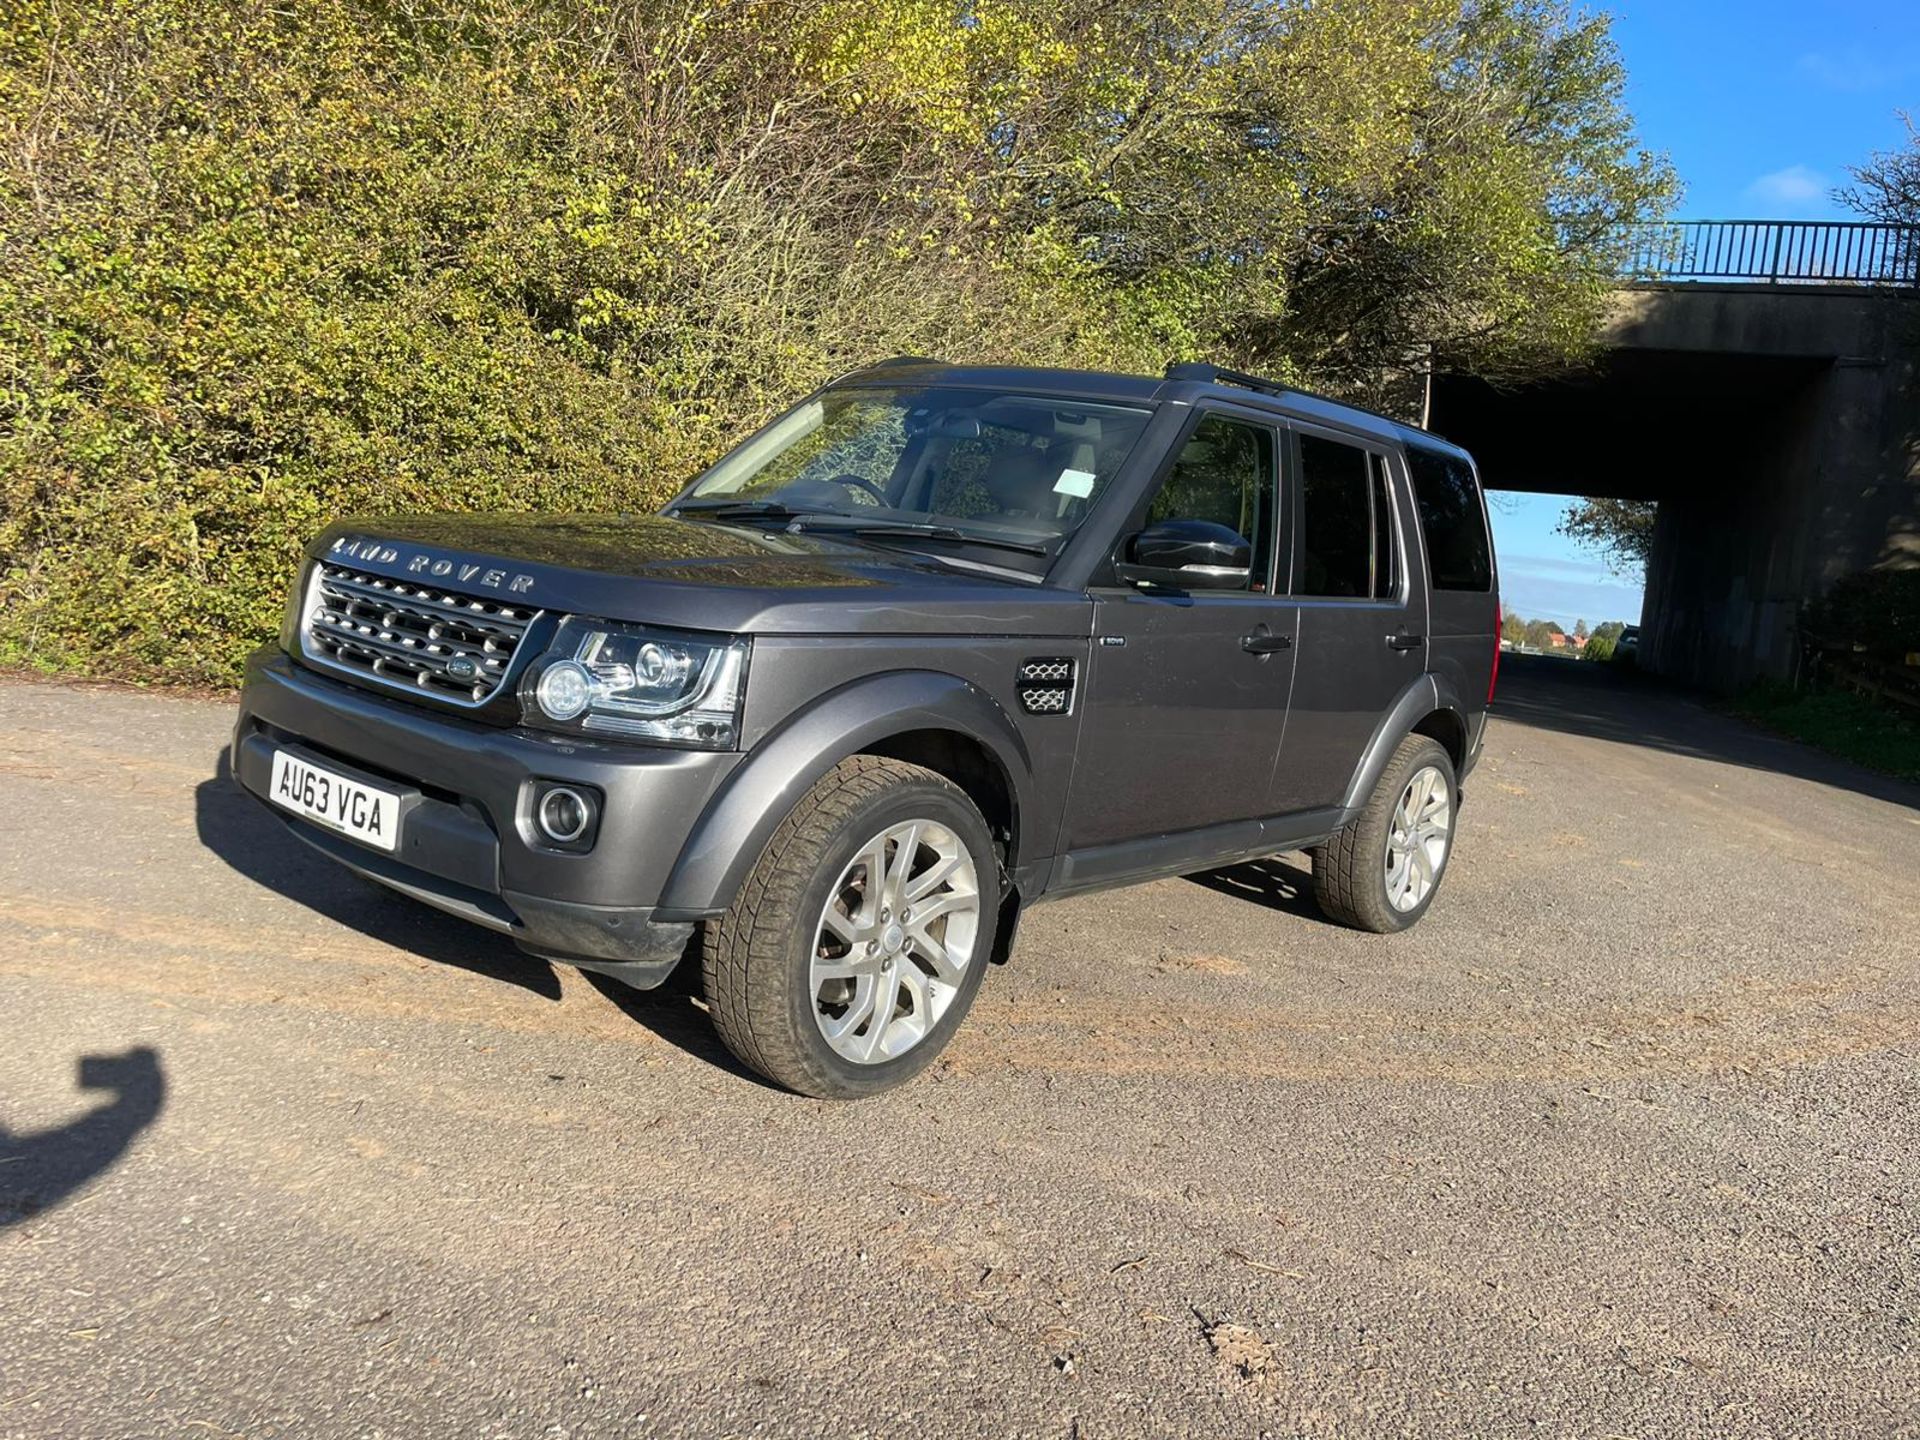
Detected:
left=1386, top=632, right=1424, bottom=651
left=1241, top=632, right=1293, bottom=655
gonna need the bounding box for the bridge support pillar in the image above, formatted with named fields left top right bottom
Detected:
left=1639, top=318, right=1918, bottom=689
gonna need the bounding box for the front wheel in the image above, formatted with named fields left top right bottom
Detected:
left=701, top=756, right=997, bottom=1098
left=1311, top=735, right=1457, bottom=933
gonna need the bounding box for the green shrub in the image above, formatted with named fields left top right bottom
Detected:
left=1735, top=681, right=1920, bottom=783
left=1, top=0, right=1672, bottom=686
left=1809, top=568, right=1920, bottom=657
left=0, top=0, right=1127, bottom=683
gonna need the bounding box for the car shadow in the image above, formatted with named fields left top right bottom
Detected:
left=1186, top=853, right=1321, bottom=917
left=1, top=1046, right=166, bottom=1228
left=196, top=749, right=774, bottom=1083
left=576, top=957, right=783, bottom=1092
left=196, top=749, right=562, bottom=999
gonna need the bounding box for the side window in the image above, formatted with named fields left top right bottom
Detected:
left=1298, top=432, right=1396, bottom=598
left=1143, top=414, right=1278, bottom=593
left=1404, top=445, right=1493, bottom=591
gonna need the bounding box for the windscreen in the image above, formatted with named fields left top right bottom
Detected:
left=678, top=386, right=1155, bottom=559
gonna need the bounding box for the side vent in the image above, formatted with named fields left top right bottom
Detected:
left=1017, top=657, right=1077, bottom=715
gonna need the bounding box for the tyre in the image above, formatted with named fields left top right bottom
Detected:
left=1311, top=735, right=1456, bottom=933
left=701, top=756, right=998, bottom=1098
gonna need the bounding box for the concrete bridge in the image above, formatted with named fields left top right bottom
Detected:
left=1429, top=220, right=1919, bottom=689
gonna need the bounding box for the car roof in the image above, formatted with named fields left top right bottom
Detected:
left=826, top=359, right=1166, bottom=404
left=823, top=359, right=1478, bottom=465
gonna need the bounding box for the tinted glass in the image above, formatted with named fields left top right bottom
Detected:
left=1405, top=444, right=1492, bottom=591
left=1298, top=432, right=1380, bottom=598
left=1145, top=415, right=1278, bottom=592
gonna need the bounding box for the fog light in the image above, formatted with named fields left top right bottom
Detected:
left=537, top=786, right=591, bottom=844
left=535, top=661, right=594, bottom=722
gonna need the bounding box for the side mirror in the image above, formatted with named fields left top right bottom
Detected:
left=1113, top=519, right=1252, bottom=591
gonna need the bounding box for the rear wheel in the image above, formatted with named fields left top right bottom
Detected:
left=702, top=756, right=997, bottom=1098
left=1311, top=735, right=1456, bottom=933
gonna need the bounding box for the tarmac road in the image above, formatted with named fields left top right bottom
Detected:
left=2, top=656, right=1917, bottom=1439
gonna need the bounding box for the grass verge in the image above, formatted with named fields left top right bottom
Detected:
left=1733, top=682, right=1920, bottom=784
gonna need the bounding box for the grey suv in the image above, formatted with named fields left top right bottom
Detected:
left=233, top=360, right=1499, bottom=1096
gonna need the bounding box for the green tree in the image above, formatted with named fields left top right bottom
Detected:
left=0, top=0, right=1677, bottom=685
left=1013, top=0, right=1677, bottom=402
left=1559, top=497, right=1657, bottom=578
left=1573, top=618, right=1589, bottom=639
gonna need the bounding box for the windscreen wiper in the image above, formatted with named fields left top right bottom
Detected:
left=818, top=521, right=1052, bottom=558
left=671, top=499, right=844, bottom=522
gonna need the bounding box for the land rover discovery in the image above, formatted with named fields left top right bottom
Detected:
left=233, top=360, right=1500, bottom=1097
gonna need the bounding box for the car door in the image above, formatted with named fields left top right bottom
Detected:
left=1060, top=408, right=1299, bottom=857
left=1269, top=424, right=1428, bottom=816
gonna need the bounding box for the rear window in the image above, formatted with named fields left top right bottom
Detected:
left=1298, top=432, right=1396, bottom=599
left=1405, top=445, right=1492, bottom=591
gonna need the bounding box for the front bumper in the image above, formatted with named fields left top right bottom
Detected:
left=232, top=647, right=742, bottom=986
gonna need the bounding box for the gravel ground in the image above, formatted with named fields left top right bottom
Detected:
left=2, top=657, right=1917, bottom=1439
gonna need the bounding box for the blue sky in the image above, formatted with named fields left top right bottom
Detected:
left=1487, top=0, right=1919, bottom=628
left=1489, top=494, right=1646, bottom=630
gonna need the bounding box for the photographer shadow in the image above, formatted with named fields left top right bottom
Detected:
left=1, top=1046, right=166, bottom=1228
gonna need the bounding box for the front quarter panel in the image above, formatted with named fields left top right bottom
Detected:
left=658, top=640, right=1088, bottom=916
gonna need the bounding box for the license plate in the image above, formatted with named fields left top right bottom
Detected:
left=268, top=750, right=403, bottom=852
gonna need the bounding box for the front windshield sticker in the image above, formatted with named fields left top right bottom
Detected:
left=1053, top=468, right=1096, bottom=498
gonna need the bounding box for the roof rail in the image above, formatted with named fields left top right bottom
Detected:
left=1162, top=361, right=1290, bottom=398
left=1164, top=360, right=1421, bottom=433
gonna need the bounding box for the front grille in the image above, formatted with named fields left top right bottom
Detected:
left=1017, top=657, right=1077, bottom=715
left=302, top=563, right=537, bottom=705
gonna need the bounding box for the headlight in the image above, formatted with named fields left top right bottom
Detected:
left=520, top=617, right=749, bottom=749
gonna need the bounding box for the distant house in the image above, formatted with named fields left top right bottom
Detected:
left=1547, top=631, right=1572, bottom=650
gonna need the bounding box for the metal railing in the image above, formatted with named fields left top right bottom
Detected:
left=1620, top=220, right=1919, bottom=287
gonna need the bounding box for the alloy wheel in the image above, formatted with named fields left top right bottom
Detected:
left=1385, top=765, right=1452, bottom=913
left=809, top=819, right=981, bottom=1063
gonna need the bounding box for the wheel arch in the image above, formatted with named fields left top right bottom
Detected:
left=860, top=728, right=1018, bottom=860
left=1408, top=706, right=1469, bottom=775
left=1337, top=675, right=1461, bottom=818
left=657, top=671, right=1034, bottom=918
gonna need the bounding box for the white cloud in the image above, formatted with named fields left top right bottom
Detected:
left=1503, top=551, right=1612, bottom=580
left=1744, top=164, right=1830, bottom=213
left=1797, top=49, right=1910, bottom=94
